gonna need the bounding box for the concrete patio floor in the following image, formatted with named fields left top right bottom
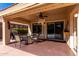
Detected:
left=0, top=41, right=75, bottom=56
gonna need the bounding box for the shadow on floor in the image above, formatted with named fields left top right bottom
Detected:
left=8, top=41, right=75, bottom=56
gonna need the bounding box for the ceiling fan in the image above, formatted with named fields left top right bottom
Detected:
left=37, top=12, right=48, bottom=19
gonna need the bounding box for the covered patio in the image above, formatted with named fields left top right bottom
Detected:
left=0, top=3, right=79, bottom=56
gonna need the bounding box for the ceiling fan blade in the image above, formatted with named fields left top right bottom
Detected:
left=44, top=15, right=48, bottom=17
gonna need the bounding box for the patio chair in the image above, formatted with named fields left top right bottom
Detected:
left=31, top=33, right=43, bottom=43
left=38, top=34, right=46, bottom=41
left=14, top=35, right=28, bottom=48
left=27, top=35, right=34, bottom=44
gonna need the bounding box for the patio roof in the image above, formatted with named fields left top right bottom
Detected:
left=3, top=3, right=77, bottom=23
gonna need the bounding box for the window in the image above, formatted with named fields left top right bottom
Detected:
left=32, top=23, right=42, bottom=34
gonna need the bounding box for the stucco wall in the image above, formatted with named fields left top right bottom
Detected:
left=67, top=4, right=79, bottom=49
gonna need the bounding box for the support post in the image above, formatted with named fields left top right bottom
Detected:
left=77, top=14, right=79, bottom=56
left=1, top=16, right=10, bottom=46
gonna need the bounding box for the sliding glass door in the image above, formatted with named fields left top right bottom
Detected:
left=47, top=21, right=64, bottom=40
left=55, top=22, right=64, bottom=40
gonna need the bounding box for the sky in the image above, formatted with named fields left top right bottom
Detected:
left=0, top=3, right=13, bottom=10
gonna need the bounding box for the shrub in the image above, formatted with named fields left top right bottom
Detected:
left=13, top=28, right=28, bottom=35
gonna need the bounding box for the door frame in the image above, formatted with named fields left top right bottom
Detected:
left=46, top=20, right=65, bottom=41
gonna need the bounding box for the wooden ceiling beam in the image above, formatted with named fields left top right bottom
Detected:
left=5, top=3, right=77, bottom=19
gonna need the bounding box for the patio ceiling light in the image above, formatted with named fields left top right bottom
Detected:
left=74, top=13, right=78, bottom=17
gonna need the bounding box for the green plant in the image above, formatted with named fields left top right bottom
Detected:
left=13, top=28, right=28, bottom=35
